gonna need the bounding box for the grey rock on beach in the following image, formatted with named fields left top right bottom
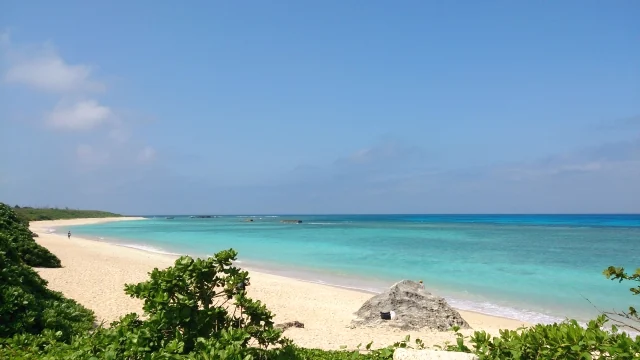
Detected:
left=352, top=280, right=470, bottom=331
left=275, top=321, right=305, bottom=331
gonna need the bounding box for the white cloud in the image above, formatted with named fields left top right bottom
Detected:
left=498, top=138, right=640, bottom=181
left=137, top=146, right=156, bottom=163
left=5, top=51, right=104, bottom=93
left=2, top=35, right=104, bottom=93
left=334, top=140, right=424, bottom=169
left=47, top=100, right=112, bottom=130
left=3, top=34, right=156, bottom=172
left=76, top=144, right=110, bottom=165
left=108, top=124, right=132, bottom=143
left=503, top=162, right=603, bottom=180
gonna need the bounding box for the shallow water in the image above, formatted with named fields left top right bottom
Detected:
left=67, top=214, right=640, bottom=325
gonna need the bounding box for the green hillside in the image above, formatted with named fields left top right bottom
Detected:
left=12, top=206, right=122, bottom=222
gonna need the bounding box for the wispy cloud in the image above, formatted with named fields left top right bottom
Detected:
left=76, top=144, right=110, bottom=165
left=0, top=32, right=9, bottom=47
left=1, top=32, right=156, bottom=170
left=137, top=146, right=157, bottom=163
left=46, top=99, right=112, bottom=130
left=1, top=32, right=111, bottom=132
left=334, top=140, right=424, bottom=169
left=496, top=137, right=640, bottom=180
left=107, top=119, right=132, bottom=143
left=584, top=138, right=640, bottom=162
left=267, top=135, right=640, bottom=213
left=595, top=114, right=640, bottom=131
left=499, top=162, right=603, bottom=181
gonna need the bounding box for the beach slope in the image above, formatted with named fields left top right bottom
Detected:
left=31, top=218, right=528, bottom=350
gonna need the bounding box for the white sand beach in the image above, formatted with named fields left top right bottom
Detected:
left=31, top=218, right=530, bottom=350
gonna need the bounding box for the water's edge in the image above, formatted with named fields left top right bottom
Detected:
left=50, top=223, right=567, bottom=326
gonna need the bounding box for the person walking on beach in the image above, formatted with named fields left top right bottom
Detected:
left=68, top=231, right=71, bottom=239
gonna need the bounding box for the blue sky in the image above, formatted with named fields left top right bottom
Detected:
left=1, top=1, right=639, bottom=214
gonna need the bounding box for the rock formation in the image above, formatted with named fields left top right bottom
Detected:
left=352, top=280, right=469, bottom=331
left=275, top=320, right=305, bottom=331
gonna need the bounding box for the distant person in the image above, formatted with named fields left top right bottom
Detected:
left=68, top=231, right=71, bottom=239
left=419, top=280, right=424, bottom=289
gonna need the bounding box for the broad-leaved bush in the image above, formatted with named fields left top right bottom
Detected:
left=0, top=203, right=61, bottom=267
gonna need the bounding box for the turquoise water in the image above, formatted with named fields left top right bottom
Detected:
left=64, top=214, right=640, bottom=325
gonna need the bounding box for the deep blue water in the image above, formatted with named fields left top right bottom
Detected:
left=63, top=214, right=640, bottom=324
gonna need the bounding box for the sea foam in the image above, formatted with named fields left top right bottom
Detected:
left=114, top=243, right=181, bottom=256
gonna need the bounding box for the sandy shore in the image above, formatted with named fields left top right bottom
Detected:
left=31, top=218, right=529, bottom=350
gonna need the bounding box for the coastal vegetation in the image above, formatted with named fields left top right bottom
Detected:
left=0, top=204, right=94, bottom=341
left=603, top=266, right=640, bottom=333
left=0, top=203, right=638, bottom=358
left=0, top=204, right=61, bottom=267
left=12, top=205, right=122, bottom=222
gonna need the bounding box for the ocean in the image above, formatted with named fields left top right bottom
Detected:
left=64, top=214, right=640, bottom=325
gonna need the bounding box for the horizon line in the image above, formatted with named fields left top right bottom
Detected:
left=128, top=213, right=640, bottom=216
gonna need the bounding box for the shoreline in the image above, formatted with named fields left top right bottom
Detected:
left=35, top=216, right=148, bottom=229
left=46, top=219, right=544, bottom=324
left=31, top=217, right=530, bottom=350
left=59, top=221, right=567, bottom=326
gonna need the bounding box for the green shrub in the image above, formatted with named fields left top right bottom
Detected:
left=0, top=203, right=61, bottom=268
left=111, top=250, right=287, bottom=357
left=0, top=232, right=95, bottom=340
left=0, top=249, right=289, bottom=359
left=7, top=232, right=61, bottom=267
left=0, top=204, right=95, bottom=341
left=454, top=316, right=640, bottom=359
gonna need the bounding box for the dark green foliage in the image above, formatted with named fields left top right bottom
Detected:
left=103, top=250, right=288, bottom=358
left=0, top=250, right=290, bottom=359
left=0, top=210, right=95, bottom=341
left=0, top=329, right=285, bottom=360
left=0, top=333, right=413, bottom=360
left=8, top=232, right=61, bottom=267
left=0, top=203, right=61, bottom=267
left=0, top=236, right=50, bottom=337
left=13, top=206, right=122, bottom=222
left=123, top=251, right=285, bottom=354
